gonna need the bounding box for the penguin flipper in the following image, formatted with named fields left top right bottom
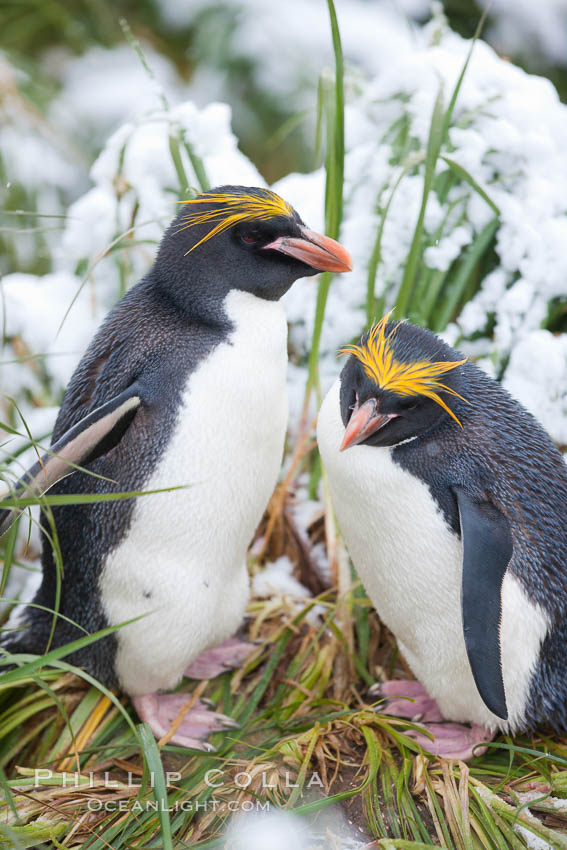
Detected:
left=0, top=385, right=142, bottom=535
left=455, top=487, right=513, bottom=720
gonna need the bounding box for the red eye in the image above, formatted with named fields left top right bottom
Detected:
left=241, top=233, right=257, bottom=244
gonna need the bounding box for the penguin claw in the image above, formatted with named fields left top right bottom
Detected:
left=169, top=737, right=217, bottom=752
left=406, top=722, right=492, bottom=761
left=184, top=637, right=258, bottom=679
left=132, top=693, right=238, bottom=750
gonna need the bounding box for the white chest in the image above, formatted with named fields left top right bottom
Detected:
left=317, top=379, right=548, bottom=732
left=101, top=290, right=289, bottom=695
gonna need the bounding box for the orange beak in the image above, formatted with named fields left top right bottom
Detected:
left=262, top=225, right=352, bottom=273
left=340, top=398, right=398, bottom=451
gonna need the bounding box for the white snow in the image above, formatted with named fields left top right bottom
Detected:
left=252, top=555, right=325, bottom=625
left=2, top=11, right=566, bottom=443
left=487, top=0, right=567, bottom=68
left=0, top=563, right=42, bottom=622
left=157, top=0, right=423, bottom=110
left=273, top=28, right=567, bottom=441
left=225, top=810, right=309, bottom=850
left=58, top=100, right=264, bottom=301
left=48, top=43, right=185, bottom=148
left=224, top=803, right=369, bottom=849
left=514, top=824, right=553, bottom=850
left=252, top=556, right=311, bottom=600
left=0, top=272, right=100, bottom=397
left=504, top=331, right=567, bottom=444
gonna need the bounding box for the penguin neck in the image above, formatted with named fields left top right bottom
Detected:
left=149, top=271, right=287, bottom=349
left=222, top=288, right=288, bottom=357
left=149, top=269, right=233, bottom=330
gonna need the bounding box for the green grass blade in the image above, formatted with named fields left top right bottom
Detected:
left=306, top=0, right=345, bottom=396
left=169, top=134, right=192, bottom=198
left=307, top=270, right=333, bottom=398
left=138, top=723, right=173, bottom=850
left=395, top=85, right=444, bottom=319
left=440, top=156, right=500, bottom=215
left=0, top=518, right=19, bottom=595
left=441, top=6, right=489, bottom=145
left=182, top=140, right=210, bottom=193
left=366, top=153, right=425, bottom=323
left=313, top=75, right=325, bottom=168
left=431, top=216, right=498, bottom=331
left=0, top=764, right=20, bottom=823
left=1, top=484, right=187, bottom=510
left=376, top=840, right=438, bottom=849
left=0, top=820, right=65, bottom=848
left=234, top=630, right=292, bottom=725
left=325, top=0, right=344, bottom=237
left=0, top=617, right=146, bottom=688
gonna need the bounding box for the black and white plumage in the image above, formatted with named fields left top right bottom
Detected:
left=0, top=186, right=351, bottom=746
left=317, top=316, right=567, bottom=747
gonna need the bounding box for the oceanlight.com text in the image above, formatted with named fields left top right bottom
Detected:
left=87, top=799, right=272, bottom=813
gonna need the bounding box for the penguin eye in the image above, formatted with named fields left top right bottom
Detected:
left=240, top=232, right=258, bottom=245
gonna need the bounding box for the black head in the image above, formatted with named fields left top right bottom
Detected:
left=153, top=185, right=351, bottom=314
left=338, top=316, right=468, bottom=449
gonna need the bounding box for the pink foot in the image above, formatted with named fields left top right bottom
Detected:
left=133, top=693, right=238, bottom=750
left=373, top=679, right=493, bottom=761
left=371, top=679, right=444, bottom=722
left=406, top=722, right=492, bottom=761
left=185, top=637, right=256, bottom=679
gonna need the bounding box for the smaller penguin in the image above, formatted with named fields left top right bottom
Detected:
left=317, top=314, right=567, bottom=760
left=0, top=186, right=352, bottom=750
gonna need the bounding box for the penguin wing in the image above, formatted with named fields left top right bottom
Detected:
left=0, top=385, right=142, bottom=535
left=455, top=487, right=513, bottom=720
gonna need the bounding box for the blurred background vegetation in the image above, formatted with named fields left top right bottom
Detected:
left=1, top=0, right=566, bottom=431
left=2, top=0, right=566, bottom=218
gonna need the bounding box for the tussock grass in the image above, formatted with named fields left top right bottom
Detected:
left=2, top=513, right=567, bottom=848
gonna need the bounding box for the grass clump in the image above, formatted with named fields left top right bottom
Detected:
left=3, top=538, right=567, bottom=847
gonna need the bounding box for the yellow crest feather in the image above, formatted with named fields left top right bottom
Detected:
left=176, top=190, right=294, bottom=253
left=339, top=312, right=468, bottom=426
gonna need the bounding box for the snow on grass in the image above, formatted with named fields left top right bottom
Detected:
left=252, top=555, right=325, bottom=625
left=1, top=15, right=566, bottom=452
left=0, top=53, right=84, bottom=273
left=1, top=97, right=264, bottom=428
left=0, top=272, right=101, bottom=404
left=48, top=43, right=186, bottom=150
left=253, top=556, right=312, bottom=600
left=157, top=0, right=424, bottom=111
left=503, top=330, right=567, bottom=445
left=59, top=101, right=263, bottom=298
left=277, top=26, right=567, bottom=439
left=514, top=817, right=554, bottom=850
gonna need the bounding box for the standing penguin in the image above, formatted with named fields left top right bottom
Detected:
left=0, top=186, right=351, bottom=748
left=317, top=314, right=567, bottom=760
